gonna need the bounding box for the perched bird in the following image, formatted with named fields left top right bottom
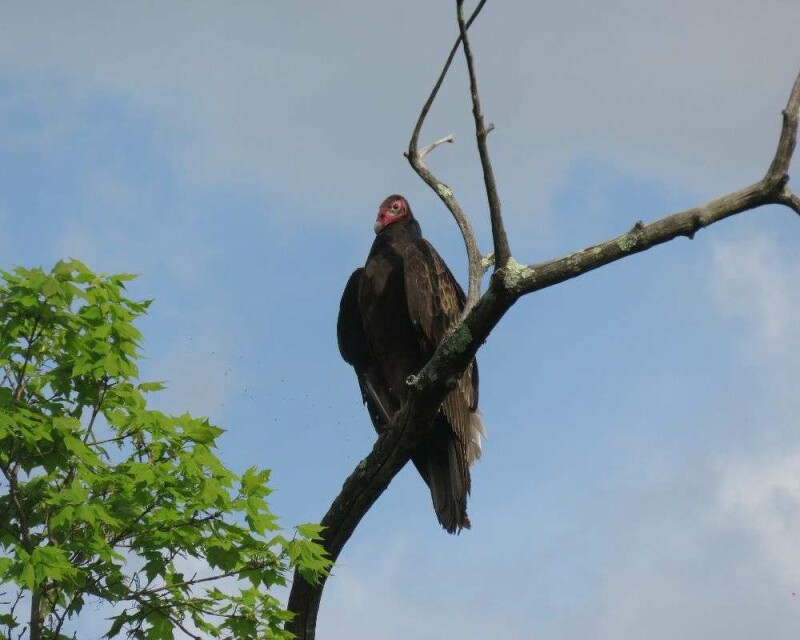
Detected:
left=337, top=194, right=485, bottom=533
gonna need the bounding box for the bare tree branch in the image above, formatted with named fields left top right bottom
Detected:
left=409, top=70, right=800, bottom=396
left=285, top=0, right=800, bottom=633
left=456, top=0, right=511, bottom=269
left=406, top=0, right=489, bottom=314
left=505, top=181, right=789, bottom=296
left=501, top=70, right=800, bottom=296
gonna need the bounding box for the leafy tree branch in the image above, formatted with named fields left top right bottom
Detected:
left=0, top=260, right=330, bottom=639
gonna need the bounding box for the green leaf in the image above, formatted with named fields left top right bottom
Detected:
left=64, top=434, right=100, bottom=465
left=296, top=523, right=325, bottom=540
left=21, top=561, right=35, bottom=590
left=138, top=381, right=166, bottom=392
left=41, top=277, right=61, bottom=299
left=103, top=353, right=119, bottom=377
left=49, top=505, right=75, bottom=529
left=31, top=546, right=77, bottom=582
left=182, top=418, right=224, bottom=445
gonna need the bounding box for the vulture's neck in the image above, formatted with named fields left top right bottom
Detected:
left=375, top=218, right=422, bottom=247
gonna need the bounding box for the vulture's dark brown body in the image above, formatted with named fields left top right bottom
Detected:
left=337, top=200, right=483, bottom=533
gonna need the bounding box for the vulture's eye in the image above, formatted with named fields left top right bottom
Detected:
left=390, top=202, right=401, bottom=212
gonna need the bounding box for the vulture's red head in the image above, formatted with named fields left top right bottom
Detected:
left=374, top=195, right=412, bottom=233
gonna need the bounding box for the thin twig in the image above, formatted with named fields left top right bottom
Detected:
left=82, top=379, right=108, bottom=445
left=0, top=464, right=32, bottom=553
left=11, top=318, right=40, bottom=406
left=87, top=433, right=130, bottom=447
left=129, top=593, right=203, bottom=640
left=418, top=134, right=454, bottom=160
left=57, top=378, right=109, bottom=498
left=765, top=72, right=800, bottom=184
left=408, top=0, right=489, bottom=157
left=456, top=0, right=511, bottom=268
left=141, top=561, right=270, bottom=596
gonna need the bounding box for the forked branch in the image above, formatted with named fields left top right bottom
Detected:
left=285, top=0, right=800, bottom=633
left=406, top=0, right=490, bottom=314
left=409, top=70, right=800, bottom=401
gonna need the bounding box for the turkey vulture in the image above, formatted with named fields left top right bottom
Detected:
left=337, top=194, right=485, bottom=533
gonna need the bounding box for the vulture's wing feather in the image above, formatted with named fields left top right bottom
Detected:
left=403, top=241, right=464, bottom=354
left=337, top=268, right=369, bottom=370
left=403, top=240, right=480, bottom=459
left=337, top=267, right=391, bottom=431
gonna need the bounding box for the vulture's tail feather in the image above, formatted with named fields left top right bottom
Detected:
left=413, top=429, right=472, bottom=534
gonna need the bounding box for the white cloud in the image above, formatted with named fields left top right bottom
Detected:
left=707, top=234, right=800, bottom=592
left=710, top=234, right=800, bottom=360
left=1, top=0, right=797, bottom=222
left=710, top=232, right=800, bottom=420
left=713, top=449, right=800, bottom=590
left=566, top=449, right=800, bottom=640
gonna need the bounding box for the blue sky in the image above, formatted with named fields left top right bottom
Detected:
left=2, top=1, right=800, bottom=638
